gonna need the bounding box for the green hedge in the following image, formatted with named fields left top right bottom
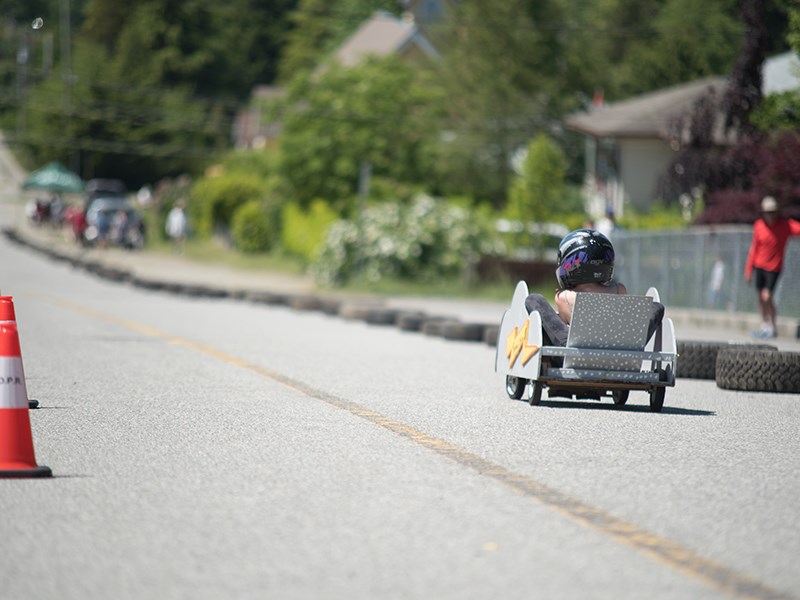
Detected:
left=189, top=173, right=266, bottom=237
left=231, top=200, right=277, bottom=253
left=281, top=199, right=339, bottom=262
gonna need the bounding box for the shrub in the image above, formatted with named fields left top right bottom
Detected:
left=231, top=200, right=276, bottom=253
left=313, top=195, right=504, bottom=286
left=620, top=203, right=692, bottom=229
left=752, top=91, right=800, bottom=132
left=281, top=199, right=339, bottom=262
left=189, top=173, right=266, bottom=237
left=697, top=189, right=760, bottom=225
left=695, top=130, right=800, bottom=224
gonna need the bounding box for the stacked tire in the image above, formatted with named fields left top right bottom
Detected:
left=675, top=341, right=777, bottom=380
left=716, top=349, right=800, bottom=393
left=676, top=340, right=800, bottom=393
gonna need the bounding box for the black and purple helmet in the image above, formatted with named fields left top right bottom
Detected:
left=555, top=229, right=615, bottom=289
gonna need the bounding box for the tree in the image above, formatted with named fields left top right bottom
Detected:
left=17, top=0, right=297, bottom=184
left=790, top=5, right=800, bottom=51
left=7, top=0, right=793, bottom=196
left=22, top=39, right=227, bottom=185
left=664, top=0, right=800, bottom=224
left=506, top=133, right=567, bottom=258
left=277, top=0, right=397, bottom=82
left=278, top=55, right=444, bottom=212
left=722, top=0, right=769, bottom=135
left=614, top=0, right=742, bottom=97
left=751, top=4, right=800, bottom=132
left=82, top=0, right=296, bottom=100
left=277, top=0, right=336, bottom=81
left=555, top=0, right=789, bottom=104
left=433, top=0, right=570, bottom=208
left=0, top=0, right=84, bottom=138
left=696, top=131, right=800, bottom=224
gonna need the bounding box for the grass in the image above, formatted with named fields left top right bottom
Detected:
left=146, top=236, right=307, bottom=274
left=144, top=236, right=555, bottom=302
left=329, top=273, right=555, bottom=302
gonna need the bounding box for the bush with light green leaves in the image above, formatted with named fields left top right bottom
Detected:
left=231, top=200, right=277, bottom=253
left=281, top=199, right=339, bottom=263
left=189, top=173, right=266, bottom=238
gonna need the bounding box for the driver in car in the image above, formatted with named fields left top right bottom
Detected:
left=525, top=229, right=664, bottom=347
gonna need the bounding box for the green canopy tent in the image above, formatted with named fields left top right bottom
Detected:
left=21, top=162, right=84, bottom=194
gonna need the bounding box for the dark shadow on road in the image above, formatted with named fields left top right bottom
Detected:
left=528, top=399, right=715, bottom=416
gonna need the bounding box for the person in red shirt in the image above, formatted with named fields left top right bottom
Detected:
left=744, top=196, right=800, bottom=338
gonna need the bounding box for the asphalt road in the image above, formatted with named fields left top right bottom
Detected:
left=1, top=209, right=800, bottom=600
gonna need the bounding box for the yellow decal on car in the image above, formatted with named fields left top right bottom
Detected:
left=506, top=320, right=539, bottom=368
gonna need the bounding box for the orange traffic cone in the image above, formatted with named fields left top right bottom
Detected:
left=0, top=322, right=51, bottom=478
left=0, top=296, right=38, bottom=409
left=0, top=295, right=15, bottom=324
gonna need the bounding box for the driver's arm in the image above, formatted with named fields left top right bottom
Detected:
left=554, top=290, right=576, bottom=324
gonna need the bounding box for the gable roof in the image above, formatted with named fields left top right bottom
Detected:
left=332, top=11, right=439, bottom=67
left=566, top=52, right=800, bottom=141
left=565, top=77, right=727, bottom=139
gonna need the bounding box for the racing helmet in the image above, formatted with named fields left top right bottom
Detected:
left=555, top=229, right=615, bottom=289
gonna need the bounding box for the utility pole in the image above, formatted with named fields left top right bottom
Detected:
left=60, top=0, right=71, bottom=112
left=15, top=27, right=29, bottom=139
left=355, top=161, right=372, bottom=276
left=60, top=0, right=78, bottom=173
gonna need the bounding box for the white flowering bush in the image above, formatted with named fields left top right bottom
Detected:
left=313, top=195, right=504, bottom=286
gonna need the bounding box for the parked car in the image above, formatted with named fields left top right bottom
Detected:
left=83, top=197, right=145, bottom=250
left=85, top=178, right=127, bottom=202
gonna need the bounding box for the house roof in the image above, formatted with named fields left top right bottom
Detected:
left=565, top=77, right=727, bottom=139
left=566, top=52, right=800, bottom=141
left=332, top=11, right=438, bottom=67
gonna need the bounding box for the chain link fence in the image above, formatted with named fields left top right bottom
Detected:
left=611, top=226, right=800, bottom=319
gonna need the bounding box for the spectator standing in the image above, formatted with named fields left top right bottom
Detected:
left=95, top=209, right=112, bottom=248
left=49, top=194, right=64, bottom=225
left=165, top=199, right=188, bottom=253
left=595, top=209, right=617, bottom=240
left=708, top=256, right=725, bottom=308
left=744, top=196, right=800, bottom=339
left=110, top=209, right=129, bottom=247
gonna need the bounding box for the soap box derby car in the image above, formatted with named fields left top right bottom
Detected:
left=495, top=281, right=677, bottom=412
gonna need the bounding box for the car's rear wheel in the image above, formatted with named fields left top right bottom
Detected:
left=649, top=387, right=665, bottom=412
left=528, top=382, right=543, bottom=406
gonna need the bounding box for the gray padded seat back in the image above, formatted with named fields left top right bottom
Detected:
left=564, top=293, right=652, bottom=371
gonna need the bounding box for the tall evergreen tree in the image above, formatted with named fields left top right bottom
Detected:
left=18, top=0, right=296, bottom=183
left=615, top=0, right=742, bottom=97
left=277, top=0, right=337, bottom=81
left=435, top=0, right=568, bottom=207
left=277, top=0, right=398, bottom=82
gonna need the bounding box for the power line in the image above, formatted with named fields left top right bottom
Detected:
left=3, top=129, right=223, bottom=159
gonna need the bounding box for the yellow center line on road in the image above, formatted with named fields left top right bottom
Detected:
left=48, top=296, right=795, bottom=600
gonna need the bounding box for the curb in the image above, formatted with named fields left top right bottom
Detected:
left=3, top=227, right=496, bottom=344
